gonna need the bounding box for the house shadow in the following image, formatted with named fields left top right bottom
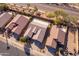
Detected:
left=54, top=39, right=65, bottom=55
left=12, top=32, right=20, bottom=41
left=43, top=27, right=51, bottom=45
left=46, top=46, right=56, bottom=55
left=46, top=39, right=64, bottom=56
left=33, top=40, right=45, bottom=49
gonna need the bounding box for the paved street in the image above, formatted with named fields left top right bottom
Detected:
left=16, top=3, right=79, bottom=18
left=30, top=4, right=79, bottom=18
left=0, top=37, right=26, bottom=56
left=0, top=41, right=26, bottom=56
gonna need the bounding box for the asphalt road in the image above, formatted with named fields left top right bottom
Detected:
left=16, top=3, right=79, bottom=18
left=0, top=40, right=26, bottom=56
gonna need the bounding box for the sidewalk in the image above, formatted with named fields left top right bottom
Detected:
left=0, top=35, right=49, bottom=56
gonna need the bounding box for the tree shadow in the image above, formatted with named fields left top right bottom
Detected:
left=54, top=39, right=64, bottom=48
left=54, top=39, right=65, bottom=55
left=24, top=43, right=31, bottom=56
left=43, top=26, right=51, bottom=46
left=0, top=27, right=6, bottom=34
left=27, top=35, right=45, bottom=49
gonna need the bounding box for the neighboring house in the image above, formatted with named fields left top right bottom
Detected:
left=46, top=25, right=66, bottom=52
left=6, top=14, right=21, bottom=30
left=24, top=18, right=50, bottom=44
left=46, top=25, right=67, bottom=48
left=0, top=12, right=13, bottom=32
left=46, top=25, right=78, bottom=54
left=6, top=14, right=30, bottom=40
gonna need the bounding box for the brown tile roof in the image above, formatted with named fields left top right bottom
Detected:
left=46, top=25, right=66, bottom=48
left=6, top=14, right=30, bottom=40
left=58, top=28, right=66, bottom=45
left=0, top=12, right=12, bottom=28
left=6, top=14, right=21, bottom=30
left=24, top=19, right=49, bottom=43
left=12, top=15, right=30, bottom=35
left=46, top=25, right=78, bottom=53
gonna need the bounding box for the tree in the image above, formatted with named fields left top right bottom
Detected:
left=0, top=3, right=4, bottom=10
left=62, top=15, right=78, bottom=55
left=46, top=12, right=56, bottom=18
left=0, top=3, right=9, bottom=11
left=54, top=9, right=68, bottom=18
left=53, top=9, right=78, bottom=55
left=53, top=17, right=62, bottom=25
left=52, top=9, right=69, bottom=27
left=20, top=37, right=28, bottom=43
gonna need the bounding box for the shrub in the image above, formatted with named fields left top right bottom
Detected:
left=53, top=18, right=62, bottom=25
left=0, top=3, right=9, bottom=11
left=48, top=24, right=52, bottom=29
left=54, top=9, right=68, bottom=17
left=46, top=12, right=56, bottom=18
left=20, top=37, right=27, bottom=43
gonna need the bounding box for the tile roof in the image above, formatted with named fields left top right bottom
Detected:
left=46, top=25, right=78, bottom=53
left=24, top=18, right=50, bottom=43
left=46, top=25, right=66, bottom=48
left=0, top=12, right=12, bottom=28
left=6, top=14, right=21, bottom=29
left=12, top=15, right=30, bottom=35
left=6, top=14, right=30, bottom=39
